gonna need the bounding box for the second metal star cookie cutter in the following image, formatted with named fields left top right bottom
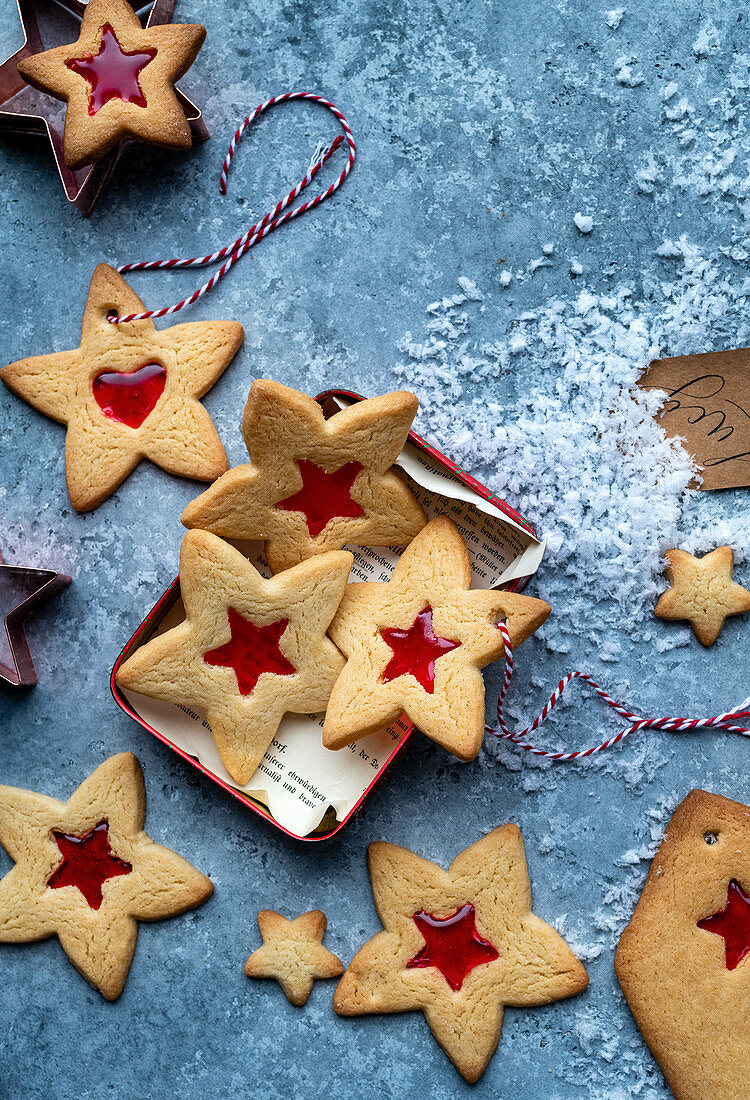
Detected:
left=0, top=547, right=71, bottom=687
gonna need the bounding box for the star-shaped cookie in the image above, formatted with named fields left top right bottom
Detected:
left=181, top=380, right=427, bottom=573
left=334, top=826, right=589, bottom=1083
left=16, top=0, right=205, bottom=169
left=615, top=790, right=750, bottom=1100
left=1, top=264, right=244, bottom=512
left=654, top=546, right=750, bottom=646
left=0, top=752, right=212, bottom=1000
left=0, top=0, right=208, bottom=215
left=244, top=909, right=344, bottom=1006
left=116, top=530, right=353, bottom=785
left=322, top=515, right=551, bottom=760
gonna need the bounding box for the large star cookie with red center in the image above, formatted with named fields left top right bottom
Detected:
left=0, top=753, right=212, bottom=1000
left=116, top=530, right=352, bottom=784
left=334, top=826, right=588, bottom=1083
left=615, top=789, right=750, bottom=1100
left=322, top=515, right=551, bottom=760
left=181, top=380, right=427, bottom=573
left=16, top=0, right=205, bottom=169
left=1, top=264, right=244, bottom=512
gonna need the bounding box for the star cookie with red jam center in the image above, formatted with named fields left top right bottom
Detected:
left=16, top=0, right=205, bottom=169
left=0, top=753, right=212, bottom=1000
left=244, top=909, right=344, bottom=1006
left=1, top=264, right=244, bottom=512
left=615, top=789, right=750, bottom=1100
left=116, top=530, right=353, bottom=785
left=322, top=515, right=551, bottom=760
left=181, top=379, right=427, bottom=573
left=333, top=826, right=589, bottom=1084
left=654, top=545, right=750, bottom=646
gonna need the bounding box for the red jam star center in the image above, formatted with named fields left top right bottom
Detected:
left=276, top=460, right=365, bottom=538
left=203, top=608, right=296, bottom=695
left=407, top=903, right=499, bottom=991
left=66, top=24, right=155, bottom=116
left=381, top=606, right=461, bottom=693
left=698, top=879, right=750, bottom=971
left=47, top=821, right=132, bottom=910
left=92, top=362, right=167, bottom=429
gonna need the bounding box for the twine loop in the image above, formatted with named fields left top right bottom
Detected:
left=109, top=93, right=356, bottom=323
left=487, top=621, right=750, bottom=758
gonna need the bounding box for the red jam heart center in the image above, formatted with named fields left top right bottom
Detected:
left=47, top=821, right=132, bottom=910
left=698, top=879, right=750, bottom=971
left=92, top=362, right=166, bottom=428
left=275, top=459, right=365, bottom=538
left=406, top=903, right=499, bottom=991
left=380, top=606, right=461, bottom=694
left=66, top=24, right=156, bottom=116
left=203, top=608, right=296, bottom=695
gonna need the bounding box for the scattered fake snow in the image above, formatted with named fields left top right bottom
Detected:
left=614, top=55, right=644, bottom=87
left=605, top=8, right=625, bottom=30
left=632, top=51, right=750, bottom=207
left=693, top=17, right=720, bottom=58
left=573, top=211, right=594, bottom=233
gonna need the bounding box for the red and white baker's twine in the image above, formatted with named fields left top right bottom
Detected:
left=108, top=94, right=356, bottom=323
left=487, top=622, right=750, bottom=759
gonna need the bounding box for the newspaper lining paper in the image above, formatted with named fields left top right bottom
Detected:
left=122, top=404, right=546, bottom=836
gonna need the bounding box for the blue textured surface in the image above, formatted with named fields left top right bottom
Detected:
left=1, top=1, right=749, bottom=1097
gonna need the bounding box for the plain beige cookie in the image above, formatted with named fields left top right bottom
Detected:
left=116, top=530, right=352, bottom=785
left=654, top=546, right=750, bottom=646
left=1, top=264, right=243, bottom=512
left=334, top=826, right=588, bottom=1083
left=17, top=0, right=205, bottom=169
left=182, top=379, right=427, bottom=573
left=244, top=909, right=344, bottom=1006
left=322, top=515, right=551, bottom=760
left=615, top=789, right=750, bottom=1100
left=0, top=752, right=213, bottom=1001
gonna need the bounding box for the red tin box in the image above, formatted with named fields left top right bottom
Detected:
left=111, top=389, right=544, bottom=842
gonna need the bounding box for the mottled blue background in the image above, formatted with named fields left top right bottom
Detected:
left=1, top=1, right=749, bottom=1097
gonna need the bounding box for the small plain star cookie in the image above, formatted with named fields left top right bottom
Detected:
left=0, top=753, right=213, bottom=1001
left=322, top=515, right=551, bottom=760
left=244, top=909, right=344, bottom=1006
left=615, top=789, right=750, bottom=1100
left=334, top=826, right=589, bottom=1083
left=17, top=0, right=205, bottom=169
left=181, top=379, right=427, bottom=573
left=654, top=546, right=750, bottom=646
left=116, top=530, right=353, bottom=785
left=1, top=264, right=244, bottom=512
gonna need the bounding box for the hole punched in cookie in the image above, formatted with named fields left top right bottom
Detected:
left=704, top=831, right=720, bottom=845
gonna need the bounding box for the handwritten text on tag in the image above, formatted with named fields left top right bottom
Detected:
left=638, top=348, right=750, bottom=490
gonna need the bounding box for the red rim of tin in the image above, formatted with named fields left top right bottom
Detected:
left=110, top=388, right=540, bottom=842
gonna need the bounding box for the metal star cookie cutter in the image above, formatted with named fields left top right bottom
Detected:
left=0, top=547, right=71, bottom=687
left=0, top=0, right=208, bottom=216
